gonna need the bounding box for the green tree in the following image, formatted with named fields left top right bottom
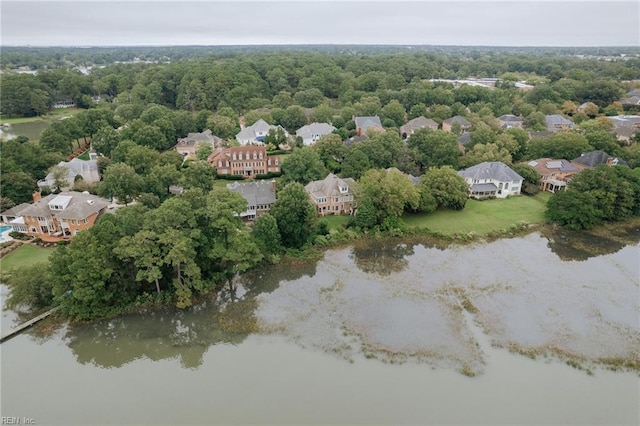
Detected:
left=251, top=213, right=282, bottom=257
left=91, top=126, right=121, bottom=157
left=3, top=265, right=54, bottom=310
left=206, top=115, right=238, bottom=139
left=420, top=166, right=468, bottom=210
left=270, top=182, right=318, bottom=249
left=281, top=147, right=326, bottom=185
left=356, top=169, right=420, bottom=226
left=511, top=164, right=540, bottom=195
left=546, top=190, right=604, bottom=230
left=408, top=129, right=461, bottom=171
left=181, top=161, right=216, bottom=192
left=527, top=132, right=593, bottom=160
left=381, top=99, right=406, bottom=127
left=341, top=148, right=372, bottom=180
left=99, top=163, right=144, bottom=205
left=114, top=230, right=164, bottom=294
left=461, top=143, right=512, bottom=168
left=312, top=133, right=348, bottom=173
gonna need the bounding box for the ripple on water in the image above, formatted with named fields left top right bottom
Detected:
left=255, top=233, right=640, bottom=373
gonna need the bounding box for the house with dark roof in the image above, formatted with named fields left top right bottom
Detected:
left=208, top=146, right=280, bottom=178
left=236, top=119, right=289, bottom=145
left=572, top=150, right=628, bottom=168
left=226, top=180, right=277, bottom=221
left=497, top=114, right=524, bottom=129
left=442, top=116, right=471, bottom=133
left=175, top=129, right=222, bottom=159
left=305, top=173, right=356, bottom=216
left=354, top=116, right=383, bottom=136
left=457, top=162, right=523, bottom=199
left=17, top=191, right=110, bottom=242
left=296, top=122, right=336, bottom=146
left=545, top=115, right=575, bottom=132
left=400, top=116, right=438, bottom=138
left=37, top=158, right=100, bottom=191
left=527, top=158, right=586, bottom=193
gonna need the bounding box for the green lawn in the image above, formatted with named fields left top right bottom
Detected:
left=402, top=192, right=552, bottom=235
left=322, top=214, right=350, bottom=230
left=0, top=244, right=55, bottom=273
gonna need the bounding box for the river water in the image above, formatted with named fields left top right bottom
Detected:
left=1, top=229, right=639, bottom=425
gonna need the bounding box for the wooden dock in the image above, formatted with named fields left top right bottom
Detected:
left=0, top=306, right=60, bottom=343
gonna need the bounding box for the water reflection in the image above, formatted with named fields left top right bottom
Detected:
left=16, top=228, right=640, bottom=374
left=350, top=239, right=417, bottom=275
left=543, top=221, right=640, bottom=261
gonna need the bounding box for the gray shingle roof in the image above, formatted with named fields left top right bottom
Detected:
left=545, top=114, right=574, bottom=128
left=443, top=116, right=471, bottom=127
left=458, top=162, right=523, bottom=182
left=572, top=150, right=628, bottom=167
left=20, top=191, right=109, bottom=220
left=498, top=114, right=523, bottom=122
left=178, top=129, right=222, bottom=147
left=400, top=116, right=438, bottom=134
left=295, top=122, right=336, bottom=140
left=354, top=116, right=382, bottom=131
left=39, top=158, right=100, bottom=189
left=227, top=180, right=276, bottom=206
left=0, top=203, right=31, bottom=217
left=471, top=183, right=498, bottom=192
left=305, top=173, right=355, bottom=199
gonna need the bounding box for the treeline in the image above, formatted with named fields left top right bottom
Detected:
left=3, top=50, right=640, bottom=118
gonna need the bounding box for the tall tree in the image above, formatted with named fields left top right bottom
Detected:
left=270, top=182, right=318, bottom=249
left=281, top=147, right=326, bottom=185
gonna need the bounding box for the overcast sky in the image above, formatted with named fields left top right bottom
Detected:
left=1, top=0, right=639, bottom=47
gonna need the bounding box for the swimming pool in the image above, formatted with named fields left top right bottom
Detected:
left=0, top=225, right=13, bottom=243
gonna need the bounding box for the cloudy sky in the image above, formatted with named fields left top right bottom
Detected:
left=1, top=0, right=639, bottom=47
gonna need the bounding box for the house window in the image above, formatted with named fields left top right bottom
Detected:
left=505, top=183, right=509, bottom=189
left=232, top=153, right=237, bottom=160
left=37, top=216, right=45, bottom=221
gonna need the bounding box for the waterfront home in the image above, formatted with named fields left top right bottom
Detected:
left=208, top=146, right=280, bottom=178
left=295, top=122, right=336, bottom=146
left=15, top=191, right=109, bottom=242
left=305, top=173, right=356, bottom=216
left=527, top=158, right=586, bottom=193
left=457, top=161, right=523, bottom=199
left=226, top=180, right=277, bottom=221
left=175, top=129, right=222, bottom=159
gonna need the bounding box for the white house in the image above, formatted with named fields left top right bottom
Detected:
left=235, top=119, right=288, bottom=145
left=295, top=122, right=336, bottom=146
left=457, top=161, right=523, bottom=199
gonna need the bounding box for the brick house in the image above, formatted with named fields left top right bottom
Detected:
left=305, top=173, right=356, bottom=216
left=208, top=146, right=280, bottom=178
left=16, top=191, right=110, bottom=242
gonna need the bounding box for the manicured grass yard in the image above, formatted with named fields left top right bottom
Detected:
left=323, top=214, right=350, bottom=230
left=402, top=192, right=552, bottom=235
left=0, top=244, right=55, bottom=273
left=1, top=107, right=85, bottom=125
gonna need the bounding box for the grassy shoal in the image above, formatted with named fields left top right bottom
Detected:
left=0, top=244, right=55, bottom=273
left=402, top=192, right=552, bottom=236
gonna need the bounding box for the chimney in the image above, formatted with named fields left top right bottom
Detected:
left=32, top=191, right=42, bottom=203
left=271, top=179, right=276, bottom=192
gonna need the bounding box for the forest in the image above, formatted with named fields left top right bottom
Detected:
left=2, top=47, right=640, bottom=319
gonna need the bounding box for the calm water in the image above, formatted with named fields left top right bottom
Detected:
left=1, top=230, right=639, bottom=425
left=1, top=121, right=52, bottom=141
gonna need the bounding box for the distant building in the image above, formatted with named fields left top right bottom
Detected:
left=497, top=114, right=524, bottom=129
left=354, top=116, right=383, bottom=136
left=545, top=114, right=575, bottom=132
left=175, top=129, right=222, bottom=159
left=572, top=150, right=628, bottom=168
left=226, top=180, right=277, bottom=221
left=296, top=122, right=336, bottom=146
left=208, top=146, right=280, bottom=178
left=236, top=119, right=288, bottom=145
left=37, top=158, right=100, bottom=191
left=457, top=162, right=523, bottom=199
left=400, top=116, right=438, bottom=138
left=442, top=116, right=471, bottom=133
